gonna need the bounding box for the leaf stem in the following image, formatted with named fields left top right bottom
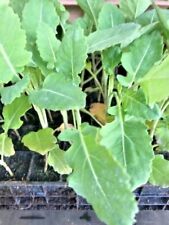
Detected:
left=85, top=67, right=105, bottom=98
left=61, top=110, right=69, bottom=129
left=0, top=160, right=13, bottom=176
left=114, top=92, right=127, bottom=168
left=150, top=99, right=169, bottom=139
left=33, top=105, right=49, bottom=172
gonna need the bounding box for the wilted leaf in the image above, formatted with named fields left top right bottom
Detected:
left=29, top=73, right=86, bottom=111
left=89, top=103, right=106, bottom=124
left=100, top=118, right=154, bottom=189
left=48, top=147, right=72, bottom=175
left=3, top=95, right=31, bottom=132
left=149, top=155, right=169, bottom=187
left=22, top=128, right=56, bottom=155
left=56, top=123, right=74, bottom=132
left=0, top=5, right=31, bottom=83
left=59, top=124, right=138, bottom=225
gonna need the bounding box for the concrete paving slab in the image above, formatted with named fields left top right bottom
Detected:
left=0, top=210, right=168, bottom=225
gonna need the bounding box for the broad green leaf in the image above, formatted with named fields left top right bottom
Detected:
left=22, top=128, right=56, bottom=155
left=120, top=0, right=151, bottom=20
left=36, top=22, right=60, bottom=69
left=156, top=123, right=169, bottom=152
left=59, top=124, right=138, bottom=225
left=102, top=46, right=122, bottom=74
left=122, top=89, right=161, bottom=120
left=52, top=0, right=69, bottom=32
left=22, top=0, right=59, bottom=42
left=75, top=14, right=94, bottom=36
left=76, top=0, right=103, bottom=27
left=29, top=73, right=86, bottom=111
left=98, top=3, right=124, bottom=29
left=87, top=23, right=140, bottom=53
left=31, top=48, right=53, bottom=77
left=0, top=75, right=30, bottom=105
left=100, top=118, right=154, bottom=189
left=9, top=0, right=27, bottom=17
left=140, top=55, right=169, bottom=104
left=98, top=3, right=124, bottom=74
left=0, top=133, right=15, bottom=157
left=47, top=147, right=72, bottom=175
left=56, top=26, right=88, bottom=85
left=149, top=155, right=169, bottom=187
left=0, top=5, right=31, bottom=84
left=3, top=95, right=31, bottom=132
left=120, top=32, right=163, bottom=87
left=0, top=0, right=9, bottom=6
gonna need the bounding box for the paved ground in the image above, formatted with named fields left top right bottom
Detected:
left=0, top=210, right=168, bottom=225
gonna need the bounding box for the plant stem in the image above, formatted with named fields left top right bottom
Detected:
left=86, top=67, right=105, bottom=98
left=0, top=160, right=13, bottom=176
left=72, top=110, right=77, bottom=129
left=33, top=105, right=49, bottom=172
left=61, top=110, right=69, bottom=129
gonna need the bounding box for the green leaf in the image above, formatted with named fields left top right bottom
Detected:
left=22, top=128, right=56, bottom=155
left=31, top=47, right=53, bottom=77
left=122, top=89, right=161, bottom=120
left=2, top=95, right=31, bottom=132
left=47, top=147, right=72, bottom=175
left=102, top=46, right=122, bottom=74
left=0, top=75, right=30, bottom=105
left=120, top=0, right=151, bottom=20
left=0, top=5, right=31, bottom=84
left=56, top=25, right=88, bottom=85
left=0, top=133, right=15, bottom=157
left=149, top=155, right=169, bottom=187
left=59, top=124, right=138, bottom=225
left=120, top=32, right=163, bottom=86
left=9, top=0, right=28, bottom=17
left=36, top=22, right=60, bottom=70
left=22, top=0, right=59, bottom=42
left=87, top=23, right=140, bottom=53
left=100, top=118, right=154, bottom=189
left=140, top=55, right=169, bottom=104
left=76, top=0, right=103, bottom=27
left=98, top=3, right=124, bottom=74
left=0, top=0, right=9, bottom=6
left=156, top=124, right=169, bottom=152
left=52, top=0, right=69, bottom=32
left=74, top=14, right=94, bottom=36
left=29, top=73, right=86, bottom=111
left=98, top=3, right=124, bottom=29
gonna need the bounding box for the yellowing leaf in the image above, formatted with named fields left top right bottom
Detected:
left=55, top=123, right=74, bottom=132
left=89, top=103, right=106, bottom=124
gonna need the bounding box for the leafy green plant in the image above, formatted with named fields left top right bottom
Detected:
left=1, top=0, right=169, bottom=224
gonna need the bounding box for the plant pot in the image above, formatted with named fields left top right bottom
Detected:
left=0, top=151, right=169, bottom=211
